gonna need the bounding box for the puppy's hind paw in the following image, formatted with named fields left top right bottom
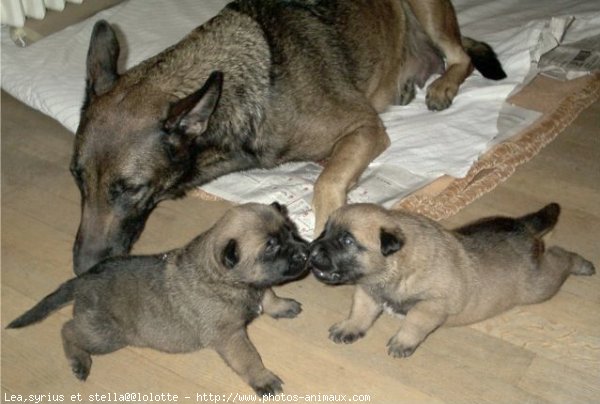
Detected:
left=328, top=321, right=366, bottom=344
left=573, top=257, right=595, bottom=276
left=70, top=358, right=91, bottom=381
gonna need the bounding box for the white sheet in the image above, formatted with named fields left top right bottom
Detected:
left=2, top=0, right=600, bottom=237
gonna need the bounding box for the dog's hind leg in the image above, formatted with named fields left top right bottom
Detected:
left=62, top=321, right=93, bottom=381
left=312, top=110, right=390, bottom=235
left=405, top=0, right=473, bottom=111
left=61, top=319, right=126, bottom=380
left=522, top=246, right=595, bottom=305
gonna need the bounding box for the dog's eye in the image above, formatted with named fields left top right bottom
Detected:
left=340, top=232, right=354, bottom=246
left=265, top=237, right=280, bottom=253
left=124, top=184, right=147, bottom=197
left=109, top=181, right=149, bottom=204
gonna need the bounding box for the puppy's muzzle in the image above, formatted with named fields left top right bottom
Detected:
left=308, top=244, right=342, bottom=284
left=283, top=243, right=309, bottom=279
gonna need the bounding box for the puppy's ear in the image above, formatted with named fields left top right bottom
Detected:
left=380, top=228, right=404, bottom=257
left=222, top=239, right=239, bottom=269
left=271, top=201, right=288, bottom=216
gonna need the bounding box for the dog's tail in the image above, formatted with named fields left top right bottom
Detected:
left=6, top=279, right=77, bottom=329
left=462, top=37, right=507, bottom=80
left=519, top=203, right=561, bottom=238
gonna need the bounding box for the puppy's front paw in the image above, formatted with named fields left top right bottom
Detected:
left=386, top=335, right=418, bottom=358
left=267, top=298, right=302, bottom=319
left=251, top=371, right=283, bottom=397
left=328, top=321, right=366, bottom=344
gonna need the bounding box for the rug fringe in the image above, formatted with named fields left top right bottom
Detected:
left=394, top=73, right=600, bottom=220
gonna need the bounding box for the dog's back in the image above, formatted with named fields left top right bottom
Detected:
left=448, top=204, right=573, bottom=325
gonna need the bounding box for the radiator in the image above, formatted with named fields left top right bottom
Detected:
left=1, top=0, right=83, bottom=28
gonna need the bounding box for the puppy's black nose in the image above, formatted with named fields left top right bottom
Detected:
left=308, top=243, right=321, bottom=259
left=308, top=244, right=331, bottom=268
left=292, top=249, right=308, bottom=264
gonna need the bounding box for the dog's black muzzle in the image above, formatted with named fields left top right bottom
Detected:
left=308, top=243, right=346, bottom=285
left=281, top=242, right=310, bottom=280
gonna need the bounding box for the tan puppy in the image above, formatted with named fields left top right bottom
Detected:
left=7, top=203, right=308, bottom=396
left=308, top=203, right=595, bottom=357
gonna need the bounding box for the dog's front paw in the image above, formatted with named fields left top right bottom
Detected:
left=386, top=335, right=418, bottom=358
left=328, top=321, right=366, bottom=344
left=251, top=371, right=283, bottom=398
left=425, top=78, right=458, bottom=111
left=267, top=298, right=302, bottom=319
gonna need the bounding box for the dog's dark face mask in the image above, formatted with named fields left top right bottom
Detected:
left=71, top=21, right=223, bottom=275
left=219, top=203, right=310, bottom=288
left=309, top=220, right=404, bottom=285
left=308, top=222, right=366, bottom=285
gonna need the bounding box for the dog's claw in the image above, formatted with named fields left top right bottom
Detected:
left=386, top=337, right=417, bottom=358
left=328, top=322, right=366, bottom=344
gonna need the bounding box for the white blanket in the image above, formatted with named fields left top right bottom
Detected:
left=2, top=0, right=600, bottom=237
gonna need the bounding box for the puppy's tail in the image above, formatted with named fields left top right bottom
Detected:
left=6, top=279, right=77, bottom=329
left=519, top=203, right=561, bottom=238
left=462, top=37, right=507, bottom=80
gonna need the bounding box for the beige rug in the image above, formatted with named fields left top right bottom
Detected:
left=395, top=73, right=600, bottom=219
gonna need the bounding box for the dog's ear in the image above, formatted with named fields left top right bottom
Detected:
left=164, top=71, right=223, bottom=138
left=271, top=201, right=288, bottom=216
left=86, top=20, right=120, bottom=96
left=380, top=228, right=404, bottom=257
left=222, top=239, right=239, bottom=269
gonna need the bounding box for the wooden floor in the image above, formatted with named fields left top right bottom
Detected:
left=2, top=91, right=599, bottom=403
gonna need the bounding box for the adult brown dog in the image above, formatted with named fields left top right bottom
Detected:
left=7, top=203, right=308, bottom=396
left=71, top=0, right=506, bottom=274
left=308, top=203, right=595, bottom=357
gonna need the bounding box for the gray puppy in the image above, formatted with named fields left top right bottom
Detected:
left=7, top=202, right=308, bottom=396
left=308, top=203, right=595, bottom=357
